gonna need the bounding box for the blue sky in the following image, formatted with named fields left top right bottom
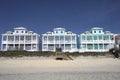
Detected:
left=0, top=0, right=120, bottom=47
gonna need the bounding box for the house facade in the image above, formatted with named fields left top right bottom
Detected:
left=115, top=34, right=120, bottom=49
left=79, top=27, right=115, bottom=52
left=42, top=28, right=77, bottom=52
left=1, top=27, right=40, bottom=51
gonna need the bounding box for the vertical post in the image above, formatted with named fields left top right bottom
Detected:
left=13, top=36, right=15, bottom=50
left=19, top=35, right=20, bottom=50
left=24, top=35, right=26, bottom=50
left=35, top=35, right=38, bottom=51
left=70, top=34, right=73, bottom=50
left=42, top=36, right=43, bottom=51
left=54, top=35, right=55, bottom=51
left=1, top=35, right=3, bottom=50
left=85, top=34, right=88, bottom=51
left=64, top=35, right=65, bottom=52
left=92, top=35, right=94, bottom=51
left=109, top=35, right=110, bottom=42
left=59, top=35, right=60, bottom=48
left=6, top=36, right=8, bottom=51
left=31, top=36, right=32, bottom=50
left=80, top=35, right=82, bottom=52
left=98, top=35, right=99, bottom=51
left=47, top=35, right=48, bottom=51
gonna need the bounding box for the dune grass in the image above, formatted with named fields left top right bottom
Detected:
left=0, top=50, right=113, bottom=58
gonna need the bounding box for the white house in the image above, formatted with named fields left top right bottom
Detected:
left=1, top=27, right=40, bottom=51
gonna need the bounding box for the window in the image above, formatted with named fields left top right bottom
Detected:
left=33, top=36, right=36, bottom=41
left=20, top=36, right=24, bottom=41
left=99, top=30, right=101, bottom=33
left=3, top=36, right=7, bottom=41
left=60, top=36, right=64, bottom=41
left=15, top=36, right=19, bottom=42
left=56, top=31, right=58, bottom=34
left=72, top=36, right=75, bottom=41
left=110, top=35, right=114, bottom=40
left=44, top=36, right=47, bottom=41
left=48, top=36, right=54, bottom=41
left=16, top=31, right=18, bottom=33
left=65, top=36, right=71, bottom=42
left=21, top=31, right=23, bottom=33
left=94, top=30, right=96, bottom=33
left=87, top=44, right=93, bottom=50
left=65, top=44, right=71, bottom=50
left=8, top=36, right=14, bottom=41
left=94, top=44, right=98, bottom=50
left=98, top=35, right=102, bottom=40
left=72, top=44, right=76, bottom=48
left=99, top=44, right=103, bottom=49
left=26, top=36, right=31, bottom=41
left=87, top=36, right=92, bottom=40
left=82, top=44, right=86, bottom=49
left=103, top=35, right=109, bottom=40
left=94, top=35, right=97, bottom=40
left=55, top=36, right=59, bottom=41
left=32, top=44, right=36, bottom=49
left=82, top=35, right=85, bottom=40
left=104, top=44, right=108, bottom=49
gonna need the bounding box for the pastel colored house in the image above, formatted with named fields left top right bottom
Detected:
left=42, top=28, right=77, bottom=52
left=78, top=27, right=115, bottom=52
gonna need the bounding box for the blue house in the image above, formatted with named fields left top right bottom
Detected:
left=78, top=27, right=115, bottom=52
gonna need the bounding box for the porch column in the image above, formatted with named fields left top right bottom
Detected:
left=31, top=36, right=32, bottom=50
left=18, top=36, right=21, bottom=49
left=54, top=35, right=55, bottom=51
left=13, top=36, right=15, bottom=50
left=47, top=35, right=48, bottom=51
left=6, top=36, right=8, bottom=50
left=71, top=35, right=72, bottom=51
left=24, top=35, right=26, bottom=50
left=64, top=35, right=65, bottom=52
left=1, top=35, right=3, bottom=50
left=92, top=35, right=94, bottom=51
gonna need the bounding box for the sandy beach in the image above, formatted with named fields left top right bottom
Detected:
left=0, top=57, right=120, bottom=80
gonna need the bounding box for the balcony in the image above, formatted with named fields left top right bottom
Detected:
left=81, top=40, right=114, bottom=44
left=43, top=40, right=76, bottom=44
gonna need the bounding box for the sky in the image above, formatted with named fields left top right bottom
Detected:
left=0, top=0, right=120, bottom=47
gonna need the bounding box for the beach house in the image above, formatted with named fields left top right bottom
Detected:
left=78, top=27, right=115, bottom=52
left=1, top=27, right=40, bottom=51
left=115, top=34, right=120, bottom=49
left=42, top=28, right=77, bottom=52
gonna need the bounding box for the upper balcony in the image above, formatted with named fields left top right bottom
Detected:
left=42, top=40, right=76, bottom=44
left=80, top=40, right=115, bottom=44
left=2, top=40, right=38, bottom=44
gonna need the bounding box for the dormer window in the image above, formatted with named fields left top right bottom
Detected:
left=94, top=30, right=96, bottom=33
left=99, top=30, right=101, bottom=33
left=16, top=31, right=18, bottom=33
left=21, top=31, right=24, bottom=33
left=56, top=31, right=58, bottom=34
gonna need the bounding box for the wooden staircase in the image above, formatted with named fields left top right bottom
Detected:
left=55, top=52, right=73, bottom=60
